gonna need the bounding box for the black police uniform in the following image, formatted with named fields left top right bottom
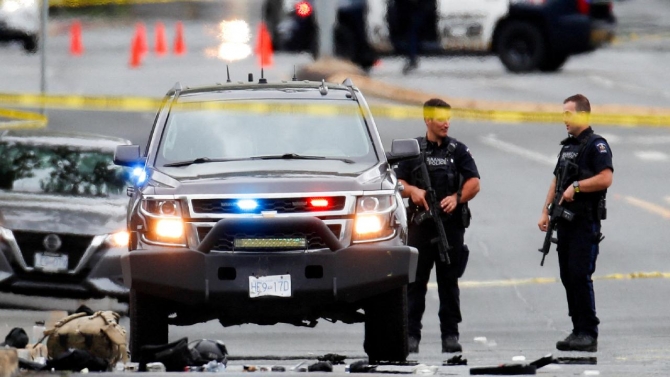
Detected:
left=553, top=127, right=613, bottom=339
left=395, top=135, right=480, bottom=343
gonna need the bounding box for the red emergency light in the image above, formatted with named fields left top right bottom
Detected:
left=576, top=0, right=590, bottom=15
left=296, top=1, right=313, bottom=18
left=309, top=198, right=330, bottom=208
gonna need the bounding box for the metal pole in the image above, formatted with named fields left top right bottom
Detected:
left=314, top=0, right=337, bottom=58
left=40, top=0, right=49, bottom=113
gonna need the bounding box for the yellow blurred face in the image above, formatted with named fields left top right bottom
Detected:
left=563, top=101, right=589, bottom=136
left=424, top=108, right=451, bottom=139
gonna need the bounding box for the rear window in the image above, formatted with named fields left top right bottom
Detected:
left=155, top=100, right=377, bottom=167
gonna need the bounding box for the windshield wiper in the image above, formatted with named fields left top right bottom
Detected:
left=163, top=157, right=239, bottom=167
left=254, top=153, right=355, bottom=164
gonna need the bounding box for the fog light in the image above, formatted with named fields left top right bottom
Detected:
left=155, top=219, right=184, bottom=238
left=109, top=231, right=130, bottom=247
left=355, top=215, right=383, bottom=235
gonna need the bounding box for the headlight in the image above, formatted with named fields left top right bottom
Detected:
left=155, top=219, right=184, bottom=238
left=141, top=199, right=182, bottom=217
left=352, top=195, right=396, bottom=243
left=141, top=199, right=185, bottom=245
left=107, top=231, right=130, bottom=247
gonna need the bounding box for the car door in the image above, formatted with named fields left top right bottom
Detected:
left=438, top=0, right=508, bottom=51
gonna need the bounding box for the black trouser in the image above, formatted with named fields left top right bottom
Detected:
left=407, top=220, right=465, bottom=341
left=556, top=216, right=601, bottom=338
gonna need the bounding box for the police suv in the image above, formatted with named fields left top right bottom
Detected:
left=266, top=0, right=616, bottom=72
left=114, top=77, right=420, bottom=362
left=0, top=0, right=39, bottom=52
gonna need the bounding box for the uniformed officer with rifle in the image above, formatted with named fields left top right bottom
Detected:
left=537, top=94, right=613, bottom=352
left=395, top=98, right=480, bottom=354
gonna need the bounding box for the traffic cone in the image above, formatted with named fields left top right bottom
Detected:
left=134, top=22, right=148, bottom=56
left=154, top=21, right=168, bottom=56
left=173, top=21, right=186, bottom=56
left=70, top=20, right=84, bottom=56
left=129, top=32, right=143, bottom=68
left=255, top=22, right=273, bottom=67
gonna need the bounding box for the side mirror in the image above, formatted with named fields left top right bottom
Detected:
left=385, top=139, right=420, bottom=165
left=114, top=145, right=144, bottom=167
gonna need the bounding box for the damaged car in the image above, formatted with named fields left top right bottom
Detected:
left=0, top=129, right=134, bottom=301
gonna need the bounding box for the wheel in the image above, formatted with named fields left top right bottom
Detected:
left=539, top=53, right=569, bottom=72
left=129, top=289, right=169, bottom=362
left=363, top=286, right=409, bottom=363
left=495, top=21, right=545, bottom=73
left=23, top=35, right=38, bottom=54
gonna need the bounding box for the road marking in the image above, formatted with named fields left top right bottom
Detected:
left=624, top=196, right=670, bottom=219
left=634, top=151, right=669, bottom=161
left=427, top=271, right=670, bottom=289
left=480, top=134, right=556, bottom=166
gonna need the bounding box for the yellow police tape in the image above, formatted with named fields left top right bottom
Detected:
left=0, top=108, right=48, bottom=130
left=450, top=271, right=670, bottom=289
left=50, top=0, right=208, bottom=7
left=1, top=92, right=670, bottom=128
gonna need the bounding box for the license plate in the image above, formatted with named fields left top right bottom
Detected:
left=34, top=252, right=68, bottom=272
left=249, top=274, right=291, bottom=298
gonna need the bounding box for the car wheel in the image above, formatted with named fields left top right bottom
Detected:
left=23, top=35, right=38, bottom=54
left=539, top=53, right=569, bottom=72
left=130, top=289, right=169, bottom=362
left=495, top=21, right=545, bottom=73
left=363, top=286, right=409, bottom=363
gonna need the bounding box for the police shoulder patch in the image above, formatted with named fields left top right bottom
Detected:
left=596, top=142, right=608, bottom=154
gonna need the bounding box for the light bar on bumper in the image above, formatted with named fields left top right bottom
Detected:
left=352, top=195, right=397, bottom=243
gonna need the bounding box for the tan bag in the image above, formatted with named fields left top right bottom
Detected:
left=43, top=311, right=128, bottom=366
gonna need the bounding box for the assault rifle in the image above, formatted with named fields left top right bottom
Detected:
left=412, top=152, right=452, bottom=264
left=539, top=160, right=579, bottom=266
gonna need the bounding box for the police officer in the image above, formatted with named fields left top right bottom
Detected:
left=538, top=94, right=613, bottom=352
left=395, top=98, right=480, bottom=353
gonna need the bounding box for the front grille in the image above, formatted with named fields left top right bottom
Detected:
left=198, top=224, right=342, bottom=251
left=11, top=231, right=94, bottom=270
left=191, top=197, right=346, bottom=214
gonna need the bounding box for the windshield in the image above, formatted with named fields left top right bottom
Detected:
left=155, top=100, right=378, bottom=170
left=0, top=141, right=133, bottom=198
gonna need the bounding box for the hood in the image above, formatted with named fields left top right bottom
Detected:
left=148, top=163, right=393, bottom=195
left=0, top=192, right=127, bottom=235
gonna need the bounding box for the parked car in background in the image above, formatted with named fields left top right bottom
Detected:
left=0, top=130, right=135, bottom=301
left=265, top=0, right=617, bottom=72
left=0, top=0, right=39, bottom=52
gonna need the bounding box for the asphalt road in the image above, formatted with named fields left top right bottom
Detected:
left=1, top=1, right=670, bottom=375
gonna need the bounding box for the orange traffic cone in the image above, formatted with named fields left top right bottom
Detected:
left=70, top=21, right=84, bottom=56
left=129, top=31, right=143, bottom=68
left=255, top=22, right=273, bottom=67
left=154, top=21, right=168, bottom=56
left=173, top=21, right=186, bottom=56
left=134, top=22, right=148, bottom=56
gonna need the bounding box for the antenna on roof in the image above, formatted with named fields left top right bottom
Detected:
left=259, top=67, right=267, bottom=84
left=226, top=66, right=231, bottom=83
left=319, top=79, right=328, bottom=95
left=292, top=65, right=298, bottom=81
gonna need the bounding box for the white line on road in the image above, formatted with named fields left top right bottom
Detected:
left=480, top=134, right=557, bottom=166
left=624, top=196, right=670, bottom=219
left=634, top=151, right=669, bottom=161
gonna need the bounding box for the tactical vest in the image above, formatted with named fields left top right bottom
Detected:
left=411, top=136, right=460, bottom=198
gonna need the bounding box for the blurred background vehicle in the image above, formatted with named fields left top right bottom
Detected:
left=0, top=130, right=135, bottom=301
left=0, top=0, right=39, bottom=52
left=265, top=0, right=617, bottom=72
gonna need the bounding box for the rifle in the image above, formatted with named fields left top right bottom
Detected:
left=411, top=151, right=452, bottom=264
left=539, top=160, right=579, bottom=266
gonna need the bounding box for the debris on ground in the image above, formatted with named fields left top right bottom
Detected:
left=443, top=355, right=467, bottom=366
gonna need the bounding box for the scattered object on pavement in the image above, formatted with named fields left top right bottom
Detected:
left=124, top=362, right=140, bottom=372
left=443, top=355, right=467, bottom=366
left=376, top=360, right=419, bottom=366
left=45, top=310, right=128, bottom=366
left=412, top=364, right=438, bottom=375
left=289, top=361, right=308, bottom=372
left=470, top=363, right=537, bottom=375
left=555, top=357, right=597, bottom=365
left=473, top=337, right=487, bottom=344
left=46, top=349, right=109, bottom=372
left=583, top=371, right=600, bottom=376
left=188, top=339, right=228, bottom=366
left=138, top=337, right=197, bottom=372
left=0, top=348, right=19, bottom=377
left=318, top=353, right=347, bottom=364
left=347, top=360, right=377, bottom=373
left=272, top=365, right=286, bottom=372
left=146, top=362, right=167, bottom=372
left=204, top=360, right=226, bottom=372
left=308, top=360, right=333, bottom=372
left=512, top=356, right=526, bottom=361
left=1, top=328, right=29, bottom=348
left=244, top=365, right=258, bottom=372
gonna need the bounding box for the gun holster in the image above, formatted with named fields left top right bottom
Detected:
left=461, top=203, right=471, bottom=228
left=457, top=244, right=470, bottom=278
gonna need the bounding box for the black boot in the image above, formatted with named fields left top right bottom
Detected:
left=569, top=334, right=598, bottom=352
left=556, top=333, right=578, bottom=351
left=441, top=335, right=462, bottom=353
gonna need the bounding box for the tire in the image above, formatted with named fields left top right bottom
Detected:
left=129, top=289, right=169, bottom=362
left=23, top=35, right=38, bottom=54
left=495, top=21, right=545, bottom=73
left=539, top=53, right=569, bottom=72
left=363, top=286, right=409, bottom=363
